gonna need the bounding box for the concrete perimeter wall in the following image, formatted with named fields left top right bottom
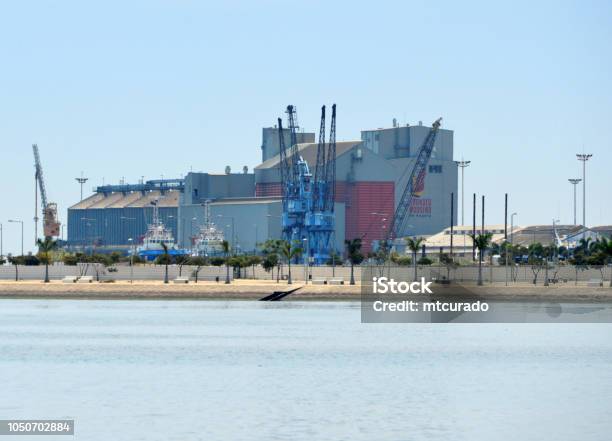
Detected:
left=1, top=264, right=610, bottom=284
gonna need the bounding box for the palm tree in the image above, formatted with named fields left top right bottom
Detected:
left=405, top=237, right=425, bottom=281
left=578, top=237, right=593, bottom=256
left=469, top=233, right=493, bottom=286
left=279, top=240, right=302, bottom=284
left=36, top=237, right=58, bottom=283
left=596, top=236, right=612, bottom=287
left=345, top=238, right=364, bottom=285
left=160, top=241, right=170, bottom=284
left=221, top=240, right=231, bottom=284
left=261, top=239, right=282, bottom=282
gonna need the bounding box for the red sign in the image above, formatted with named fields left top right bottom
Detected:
left=409, top=198, right=431, bottom=216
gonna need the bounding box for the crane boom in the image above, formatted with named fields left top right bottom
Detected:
left=313, top=105, right=326, bottom=210
left=286, top=105, right=301, bottom=187
left=32, top=144, right=48, bottom=209
left=277, top=118, right=290, bottom=210
left=387, top=118, right=442, bottom=241
left=324, top=104, right=336, bottom=212
left=32, top=144, right=60, bottom=239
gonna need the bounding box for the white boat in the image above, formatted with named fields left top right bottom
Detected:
left=193, top=201, right=224, bottom=256
left=137, top=200, right=176, bottom=253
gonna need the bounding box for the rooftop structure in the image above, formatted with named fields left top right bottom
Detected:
left=422, top=225, right=514, bottom=256
left=261, top=126, right=315, bottom=162
left=509, top=224, right=583, bottom=247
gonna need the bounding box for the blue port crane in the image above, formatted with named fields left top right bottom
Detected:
left=386, top=118, right=442, bottom=243
left=276, top=104, right=337, bottom=264
left=277, top=106, right=310, bottom=247
left=306, top=104, right=336, bottom=264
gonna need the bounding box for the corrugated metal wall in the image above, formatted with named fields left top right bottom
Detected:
left=343, top=182, right=395, bottom=253
left=255, top=183, right=282, bottom=197
left=67, top=206, right=178, bottom=247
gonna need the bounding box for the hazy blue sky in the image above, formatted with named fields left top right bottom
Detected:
left=1, top=0, right=611, bottom=255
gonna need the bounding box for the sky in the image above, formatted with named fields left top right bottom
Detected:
left=0, top=0, right=611, bottom=255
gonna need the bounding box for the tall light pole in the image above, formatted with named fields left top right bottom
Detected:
left=75, top=172, right=89, bottom=202
left=303, top=237, right=308, bottom=284
left=510, top=212, right=517, bottom=283
left=576, top=154, right=592, bottom=227
left=254, top=224, right=258, bottom=253
left=0, top=222, right=3, bottom=262
left=8, top=220, right=24, bottom=256
left=191, top=217, right=198, bottom=254
left=128, top=238, right=134, bottom=284
left=455, top=159, right=471, bottom=226
left=568, top=178, right=581, bottom=226
left=81, top=217, right=96, bottom=255
left=120, top=216, right=136, bottom=253
left=217, top=215, right=235, bottom=254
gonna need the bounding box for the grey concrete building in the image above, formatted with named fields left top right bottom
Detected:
left=261, top=127, right=315, bottom=162
left=183, top=171, right=255, bottom=205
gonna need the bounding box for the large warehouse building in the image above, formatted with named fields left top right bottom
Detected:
left=67, top=179, right=182, bottom=252
left=256, top=120, right=457, bottom=253
left=67, top=118, right=457, bottom=256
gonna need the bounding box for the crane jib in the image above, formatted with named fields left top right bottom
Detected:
left=387, top=118, right=442, bottom=241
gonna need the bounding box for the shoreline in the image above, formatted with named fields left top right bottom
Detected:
left=1, top=280, right=612, bottom=302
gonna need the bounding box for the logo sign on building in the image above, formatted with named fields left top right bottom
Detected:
left=409, top=169, right=432, bottom=217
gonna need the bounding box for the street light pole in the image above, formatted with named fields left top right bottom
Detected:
left=303, top=237, right=308, bottom=284
left=81, top=217, right=96, bottom=255
left=510, top=212, right=517, bottom=283
left=8, top=220, right=24, bottom=256
left=568, top=179, right=581, bottom=226
left=191, top=217, right=197, bottom=254
left=128, top=238, right=134, bottom=284
left=576, top=154, right=592, bottom=227
left=217, top=215, right=236, bottom=254
left=455, top=159, right=471, bottom=226
left=75, top=172, right=89, bottom=202
left=254, top=224, right=258, bottom=253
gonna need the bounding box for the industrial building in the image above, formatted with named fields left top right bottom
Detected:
left=177, top=171, right=346, bottom=253
left=255, top=120, right=457, bottom=253
left=67, top=116, right=458, bottom=257
left=67, top=180, right=182, bottom=252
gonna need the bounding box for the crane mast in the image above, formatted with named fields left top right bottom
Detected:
left=286, top=105, right=301, bottom=188
left=324, top=104, right=336, bottom=212
left=387, top=118, right=442, bottom=242
left=313, top=105, right=326, bottom=211
left=277, top=118, right=290, bottom=211
left=33, top=144, right=48, bottom=209
left=32, top=144, right=60, bottom=240
left=277, top=107, right=310, bottom=245
left=306, top=104, right=336, bottom=264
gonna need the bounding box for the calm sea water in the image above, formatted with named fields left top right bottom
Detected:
left=1, top=299, right=611, bottom=441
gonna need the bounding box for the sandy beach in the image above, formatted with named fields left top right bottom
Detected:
left=0, top=279, right=611, bottom=302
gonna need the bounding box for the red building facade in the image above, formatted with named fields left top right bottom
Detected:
left=256, top=181, right=394, bottom=254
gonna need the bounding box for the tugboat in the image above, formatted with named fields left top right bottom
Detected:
left=193, top=201, right=225, bottom=256
left=137, top=200, right=179, bottom=261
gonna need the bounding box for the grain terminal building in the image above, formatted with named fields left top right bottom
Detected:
left=67, top=120, right=457, bottom=255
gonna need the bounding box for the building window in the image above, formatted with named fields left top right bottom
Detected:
left=428, top=165, right=442, bottom=174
